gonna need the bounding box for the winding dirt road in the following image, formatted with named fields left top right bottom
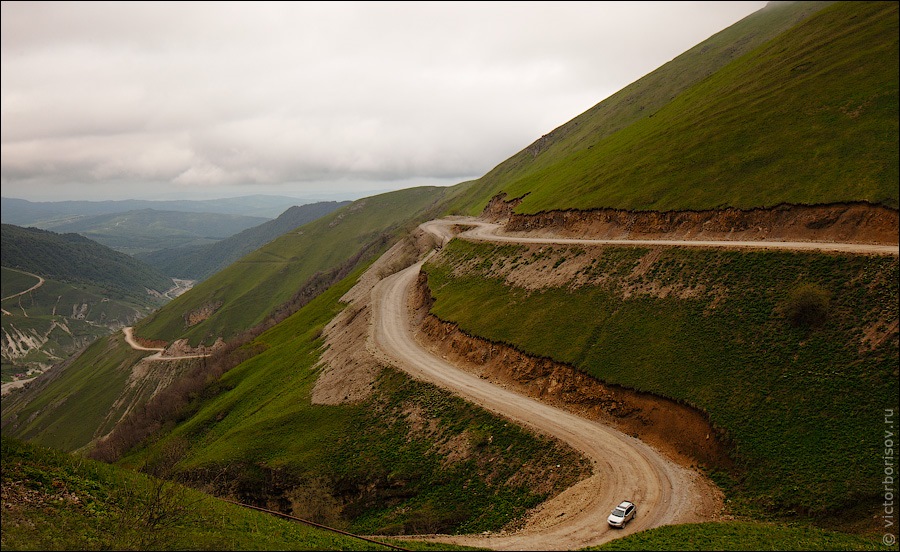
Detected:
left=1, top=268, right=45, bottom=302
left=370, top=256, right=718, bottom=550
left=366, top=217, right=897, bottom=550
left=428, top=218, right=900, bottom=256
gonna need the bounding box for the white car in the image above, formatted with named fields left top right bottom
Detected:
left=607, top=500, right=636, bottom=528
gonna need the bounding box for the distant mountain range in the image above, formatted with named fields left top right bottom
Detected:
left=1, top=195, right=323, bottom=223
left=31, top=209, right=270, bottom=256
left=136, top=201, right=350, bottom=280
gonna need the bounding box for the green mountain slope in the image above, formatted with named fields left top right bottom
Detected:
left=43, top=208, right=269, bottom=255
left=450, top=1, right=897, bottom=215
left=135, top=186, right=458, bottom=346
left=422, top=239, right=898, bottom=519
left=1, top=225, right=172, bottom=381
left=136, top=201, right=350, bottom=280
left=1, top=333, right=159, bottom=451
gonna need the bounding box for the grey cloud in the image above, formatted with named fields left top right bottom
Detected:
left=1, top=1, right=766, bottom=201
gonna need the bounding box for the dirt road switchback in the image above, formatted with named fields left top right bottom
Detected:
left=368, top=254, right=721, bottom=550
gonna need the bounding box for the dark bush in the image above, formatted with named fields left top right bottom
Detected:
left=784, top=284, right=831, bottom=328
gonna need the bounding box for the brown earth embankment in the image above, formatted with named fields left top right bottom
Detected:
left=485, top=195, right=898, bottom=245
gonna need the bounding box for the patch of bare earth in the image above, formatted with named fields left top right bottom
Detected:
left=313, top=230, right=440, bottom=405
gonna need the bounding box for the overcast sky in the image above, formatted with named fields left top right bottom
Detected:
left=2, top=1, right=766, bottom=202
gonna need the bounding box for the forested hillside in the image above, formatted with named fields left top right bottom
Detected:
left=1, top=224, right=171, bottom=295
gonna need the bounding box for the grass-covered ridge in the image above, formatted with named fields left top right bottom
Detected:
left=450, top=1, right=897, bottom=215
left=135, top=186, right=457, bottom=346
left=1, top=436, right=450, bottom=551
left=1, top=224, right=172, bottom=296
left=120, top=266, right=589, bottom=536
left=422, top=239, right=898, bottom=522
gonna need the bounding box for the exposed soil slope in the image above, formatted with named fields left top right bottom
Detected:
left=484, top=195, right=899, bottom=247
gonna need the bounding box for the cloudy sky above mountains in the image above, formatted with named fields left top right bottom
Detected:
left=2, top=1, right=765, bottom=202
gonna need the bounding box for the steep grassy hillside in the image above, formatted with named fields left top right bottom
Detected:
left=449, top=1, right=897, bottom=215
left=2, top=225, right=172, bottom=379
left=44, top=209, right=269, bottom=255
left=135, top=186, right=459, bottom=346
left=2, top=437, right=445, bottom=551
left=2, top=270, right=160, bottom=381
left=422, top=240, right=898, bottom=521
left=137, top=201, right=349, bottom=280
left=115, top=267, right=588, bottom=536
left=0, top=332, right=179, bottom=452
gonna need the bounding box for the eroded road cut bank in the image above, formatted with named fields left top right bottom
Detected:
left=484, top=195, right=899, bottom=247
left=410, top=272, right=733, bottom=472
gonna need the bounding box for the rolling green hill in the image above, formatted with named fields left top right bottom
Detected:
left=43, top=209, right=269, bottom=255
left=136, top=201, right=350, bottom=281
left=449, top=1, right=898, bottom=215
left=1, top=224, right=172, bottom=295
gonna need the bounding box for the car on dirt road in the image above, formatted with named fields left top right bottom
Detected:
left=607, top=500, right=636, bottom=528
